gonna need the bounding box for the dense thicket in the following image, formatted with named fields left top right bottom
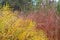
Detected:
left=0, top=0, right=60, bottom=12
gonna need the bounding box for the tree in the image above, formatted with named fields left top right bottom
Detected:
left=57, top=0, right=60, bottom=13
left=0, top=0, right=43, bottom=11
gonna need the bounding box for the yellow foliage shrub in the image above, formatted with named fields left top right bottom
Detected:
left=0, top=3, right=48, bottom=40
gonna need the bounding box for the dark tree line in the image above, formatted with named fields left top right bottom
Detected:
left=0, top=0, right=60, bottom=12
